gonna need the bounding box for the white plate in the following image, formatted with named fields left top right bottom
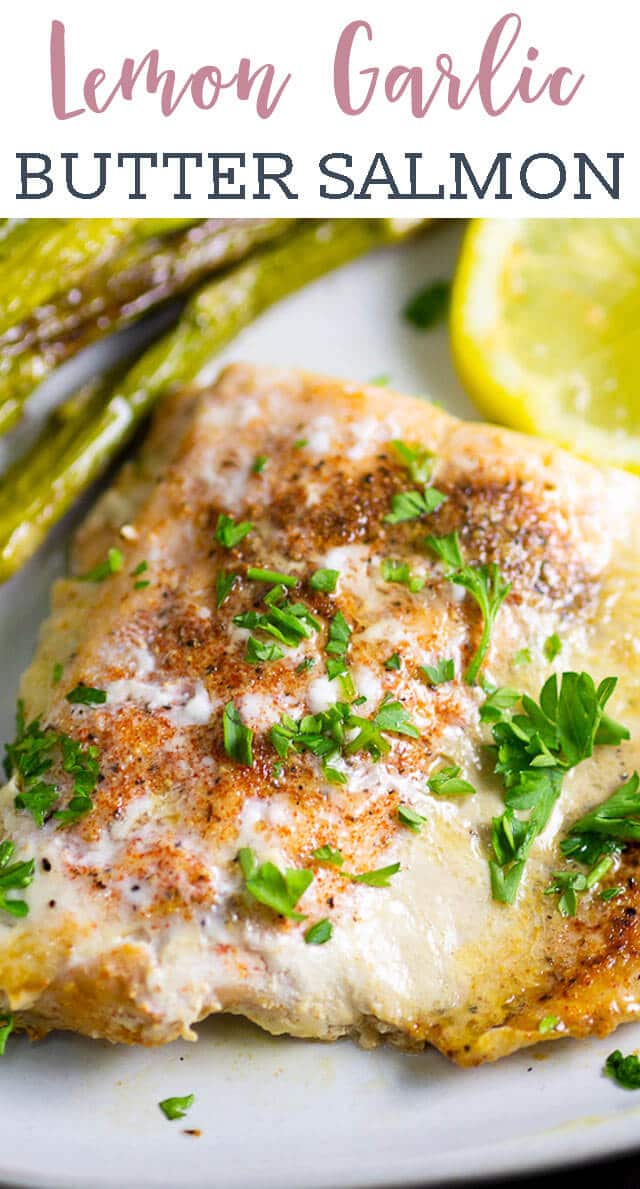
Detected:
left=1, top=222, right=640, bottom=1189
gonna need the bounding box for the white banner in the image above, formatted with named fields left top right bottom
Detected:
left=0, top=0, right=636, bottom=215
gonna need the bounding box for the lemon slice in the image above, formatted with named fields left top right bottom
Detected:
left=450, top=219, right=640, bottom=472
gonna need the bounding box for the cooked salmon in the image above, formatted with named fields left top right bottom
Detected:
left=1, top=363, right=640, bottom=1065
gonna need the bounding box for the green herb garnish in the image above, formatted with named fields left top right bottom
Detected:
left=398, top=804, right=427, bottom=833
left=0, top=1013, right=14, bottom=1055
left=6, top=702, right=99, bottom=827
left=326, top=611, right=351, bottom=681
left=246, top=637, right=285, bottom=665
left=78, top=547, right=124, bottom=583
left=252, top=455, right=268, bottom=474
left=390, top=440, right=435, bottom=485
left=605, top=1050, right=640, bottom=1090
left=222, top=702, right=253, bottom=767
left=404, top=280, right=451, bottom=330
left=304, top=918, right=333, bottom=945
left=51, top=662, right=63, bottom=687
left=0, top=839, right=34, bottom=918
left=381, top=559, right=424, bottom=593
left=513, top=648, right=531, bottom=667
left=428, top=766, right=476, bottom=797
left=247, top=567, right=297, bottom=588
left=384, top=653, right=401, bottom=671
left=65, top=684, right=107, bottom=706
left=538, top=1015, right=560, bottom=1034
left=159, top=1095, right=195, bottom=1121
left=385, top=487, right=446, bottom=525
left=486, top=673, right=629, bottom=905
left=309, top=568, right=339, bottom=593
left=426, top=533, right=510, bottom=684
left=545, top=633, right=562, bottom=662
left=214, top=514, right=253, bottom=550
left=216, top=570, right=238, bottom=608
left=238, top=847, right=313, bottom=919
left=234, top=587, right=320, bottom=649
left=420, top=658, right=454, bottom=686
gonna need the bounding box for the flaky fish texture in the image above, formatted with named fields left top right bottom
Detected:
left=2, top=364, right=640, bottom=1065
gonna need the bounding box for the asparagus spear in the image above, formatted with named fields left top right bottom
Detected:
left=0, top=219, right=197, bottom=339
left=0, top=218, right=427, bottom=582
left=0, top=219, right=291, bottom=433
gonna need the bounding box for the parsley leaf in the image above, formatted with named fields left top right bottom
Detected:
left=313, top=845, right=344, bottom=867
left=304, top=918, right=332, bottom=945
left=479, top=686, right=521, bottom=724
left=214, top=514, right=253, bottom=550
left=238, top=847, right=313, bottom=919
left=216, top=570, right=238, bottom=608
left=385, top=487, right=446, bottom=525
left=398, top=804, right=427, bottom=833
left=78, top=547, right=124, bottom=583
left=326, top=611, right=351, bottom=680
left=246, top=637, right=285, bottom=665
left=451, top=564, right=511, bottom=685
left=420, top=658, right=454, bottom=686
left=352, top=863, right=400, bottom=887
left=425, top=530, right=464, bottom=570
left=487, top=673, right=629, bottom=904
left=65, top=684, right=107, bottom=706
left=159, top=1095, right=195, bottom=1121
left=605, top=1050, right=640, bottom=1090
left=390, top=440, right=435, bottom=485
left=235, top=586, right=320, bottom=649
left=428, top=766, right=476, bottom=797
left=384, top=653, right=401, bottom=671
left=0, top=839, right=34, bottom=918
left=538, top=1015, right=560, bottom=1034
left=222, top=702, right=253, bottom=767
left=6, top=703, right=99, bottom=828
left=310, top=569, right=339, bottom=593
left=404, top=280, right=451, bottom=330
left=0, top=1012, right=14, bottom=1055
left=252, top=454, right=268, bottom=474
left=513, top=648, right=531, bottom=667
left=381, top=559, right=424, bottom=593
left=51, top=662, right=63, bottom=687
left=563, top=772, right=640, bottom=845
left=545, top=633, right=562, bottom=662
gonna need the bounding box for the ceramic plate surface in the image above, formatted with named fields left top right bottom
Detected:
left=2, top=223, right=640, bottom=1189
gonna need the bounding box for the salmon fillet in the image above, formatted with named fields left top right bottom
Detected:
left=2, top=363, right=640, bottom=1065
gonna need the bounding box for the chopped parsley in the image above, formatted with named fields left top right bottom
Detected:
left=420, top=658, right=454, bottom=686
left=246, top=637, right=285, bottom=665
left=485, top=673, right=629, bottom=905
left=234, top=585, right=320, bottom=649
left=385, top=486, right=446, bottom=526
left=479, top=686, right=521, bottom=723
left=216, top=570, right=238, bottom=608
left=271, top=696, right=418, bottom=777
left=326, top=611, right=351, bottom=681
left=384, top=653, right=401, bottom=671
left=222, top=702, right=253, bottom=767
left=600, top=886, right=623, bottom=902
left=238, top=847, right=313, bottom=919
left=51, top=662, right=63, bottom=687
left=381, top=559, right=424, bottom=593
left=605, top=1050, right=640, bottom=1090
left=0, top=839, right=34, bottom=918
left=426, top=532, right=510, bottom=684
left=304, top=918, right=333, bottom=945
left=132, top=561, right=148, bottom=577
left=214, top=514, right=253, bottom=550
left=247, top=567, right=297, bottom=588
left=0, top=1012, right=14, bottom=1055
left=6, top=702, right=99, bottom=827
left=398, top=804, right=427, bottom=833
left=159, top=1095, right=195, bottom=1121
left=312, top=846, right=400, bottom=886
left=545, top=633, right=562, bottom=662
left=134, top=580, right=150, bottom=591
left=78, top=547, right=124, bottom=583
left=538, top=1015, right=560, bottom=1034
left=404, top=280, right=451, bottom=330
left=428, top=766, right=476, bottom=797
left=390, top=440, right=435, bottom=485
left=513, top=648, right=531, bottom=667
left=293, top=438, right=308, bottom=449
left=309, top=568, right=339, bottom=594
left=425, top=531, right=463, bottom=570
left=65, top=683, right=107, bottom=706
left=252, top=454, right=268, bottom=474
left=295, top=657, right=316, bottom=675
